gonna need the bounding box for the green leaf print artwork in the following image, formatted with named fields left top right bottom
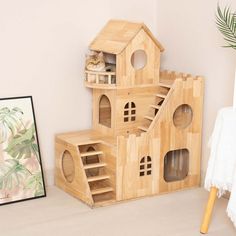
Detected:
left=5, top=125, right=39, bottom=161
left=0, top=96, right=45, bottom=205
left=0, top=159, right=30, bottom=190
left=0, top=107, right=24, bottom=143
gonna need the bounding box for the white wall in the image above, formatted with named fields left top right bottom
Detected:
left=156, top=0, right=236, bottom=179
left=110, top=0, right=158, bottom=34
left=0, top=0, right=157, bottom=185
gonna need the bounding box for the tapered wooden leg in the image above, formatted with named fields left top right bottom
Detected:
left=200, top=187, right=218, bottom=234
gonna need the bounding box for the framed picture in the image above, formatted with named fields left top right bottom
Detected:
left=0, top=96, right=46, bottom=205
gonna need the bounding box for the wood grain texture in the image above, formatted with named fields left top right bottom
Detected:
left=55, top=75, right=204, bottom=206
left=86, top=20, right=163, bottom=89
left=89, top=19, right=164, bottom=54
left=200, top=187, right=218, bottom=234
left=116, top=28, right=161, bottom=87
left=55, top=20, right=204, bottom=207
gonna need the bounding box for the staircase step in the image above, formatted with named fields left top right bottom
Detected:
left=156, top=93, right=167, bottom=98
left=94, top=199, right=116, bottom=207
left=81, top=150, right=103, bottom=157
left=87, top=175, right=110, bottom=182
left=138, top=126, right=148, bottom=132
left=158, top=82, right=172, bottom=88
left=91, top=187, right=113, bottom=195
left=84, top=162, right=106, bottom=169
left=150, top=104, right=161, bottom=109
left=144, top=116, right=154, bottom=121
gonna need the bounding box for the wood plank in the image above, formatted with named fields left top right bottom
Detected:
left=91, top=187, right=113, bottom=195
left=150, top=104, right=161, bottom=109
left=55, top=129, right=116, bottom=147
left=144, top=116, right=154, bottom=121
left=84, top=162, right=106, bottom=169
left=81, top=150, right=103, bottom=157
left=93, top=199, right=116, bottom=207
left=158, top=82, right=172, bottom=88
left=155, top=93, right=167, bottom=98
left=84, top=81, right=117, bottom=90
left=87, top=175, right=110, bottom=182
left=138, top=126, right=148, bottom=132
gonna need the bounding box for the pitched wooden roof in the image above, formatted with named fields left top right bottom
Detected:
left=89, top=20, right=164, bottom=54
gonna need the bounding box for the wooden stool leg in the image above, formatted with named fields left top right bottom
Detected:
left=200, top=187, right=218, bottom=234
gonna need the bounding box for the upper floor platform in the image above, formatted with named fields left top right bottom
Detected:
left=84, top=20, right=164, bottom=89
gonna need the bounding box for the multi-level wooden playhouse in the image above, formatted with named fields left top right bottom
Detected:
left=55, top=20, right=204, bottom=207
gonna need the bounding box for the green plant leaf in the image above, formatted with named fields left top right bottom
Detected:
left=0, top=159, right=30, bottom=190
left=5, top=125, right=39, bottom=161
left=0, top=107, right=24, bottom=143
left=25, top=172, right=44, bottom=197
left=216, top=5, right=236, bottom=50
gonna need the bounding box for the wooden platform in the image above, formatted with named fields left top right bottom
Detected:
left=56, top=129, right=117, bottom=147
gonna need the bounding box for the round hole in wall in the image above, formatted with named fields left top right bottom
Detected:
left=131, top=50, right=147, bottom=70
left=62, top=150, right=75, bottom=183
left=173, top=104, right=193, bottom=129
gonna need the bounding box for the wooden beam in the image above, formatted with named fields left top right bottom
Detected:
left=91, top=187, right=113, bottom=195
left=84, top=162, right=106, bottom=169
left=80, top=150, right=103, bottom=157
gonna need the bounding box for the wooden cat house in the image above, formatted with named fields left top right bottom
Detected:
left=55, top=20, right=204, bottom=207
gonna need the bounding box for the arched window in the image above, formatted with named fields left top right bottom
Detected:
left=139, top=156, right=152, bottom=176
left=99, top=95, right=111, bottom=128
left=124, top=102, right=136, bottom=122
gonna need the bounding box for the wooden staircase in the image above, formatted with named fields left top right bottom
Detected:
left=78, top=143, right=115, bottom=206
left=138, top=82, right=173, bottom=133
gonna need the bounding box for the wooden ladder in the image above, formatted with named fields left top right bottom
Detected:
left=138, top=82, right=172, bottom=133
left=79, top=143, right=114, bottom=206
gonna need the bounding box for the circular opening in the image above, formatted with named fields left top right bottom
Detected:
left=173, top=104, right=193, bottom=129
left=62, top=150, right=75, bottom=183
left=131, top=50, right=147, bottom=70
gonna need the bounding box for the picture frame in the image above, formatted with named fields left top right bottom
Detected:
left=0, top=96, right=46, bottom=205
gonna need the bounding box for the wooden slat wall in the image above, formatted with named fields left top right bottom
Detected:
left=55, top=141, right=94, bottom=206
left=116, top=29, right=161, bottom=87
left=115, top=86, right=158, bottom=136
left=116, top=133, right=160, bottom=200
left=92, top=86, right=161, bottom=137
left=116, top=76, right=204, bottom=200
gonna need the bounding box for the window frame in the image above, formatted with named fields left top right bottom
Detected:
left=139, top=156, right=152, bottom=177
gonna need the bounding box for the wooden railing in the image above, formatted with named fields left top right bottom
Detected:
left=85, top=70, right=116, bottom=85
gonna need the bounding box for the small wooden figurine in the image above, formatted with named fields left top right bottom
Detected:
left=55, top=20, right=204, bottom=207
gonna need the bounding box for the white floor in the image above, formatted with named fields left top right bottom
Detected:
left=0, top=186, right=235, bottom=236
